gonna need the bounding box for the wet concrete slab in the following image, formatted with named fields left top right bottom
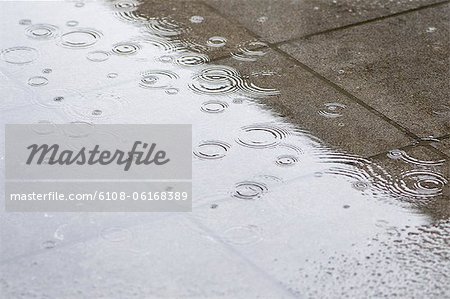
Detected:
left=135, top=0, right=257, bottom=60
left=433, top=137, right=450, bottom=157
left=220, top=48, right=413, bottom=157
left=370, top=144, right=449, bottom=219
left=207, top=0, right=446, bottom=43
left=0, top=0, right=449, bottom=298
left=280, top=3, right=450, bottom=138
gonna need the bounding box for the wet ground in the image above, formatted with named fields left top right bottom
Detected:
left=0, top=0, right=449, bottom=298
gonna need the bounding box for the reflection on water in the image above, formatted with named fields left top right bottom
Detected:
left=0, top=0, right=448, bottom=297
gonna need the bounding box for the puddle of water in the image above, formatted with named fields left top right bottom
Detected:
left=0, top=0, right=448, bottom=297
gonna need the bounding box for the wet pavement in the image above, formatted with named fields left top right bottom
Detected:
left=0, top=0, right=449, bottom=298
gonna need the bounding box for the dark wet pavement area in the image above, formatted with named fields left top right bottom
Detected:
left=0, top=0, right=449, bottom=298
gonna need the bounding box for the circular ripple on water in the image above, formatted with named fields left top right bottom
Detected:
left=112, top=0, right=139, bottom=11
left=193, top=140, right=231, bottom=160
left=112, top=42, right=141, bottom=55
left=32, top=88, right=86, bottom=109
left=207, top=36, right=227, bottom=48
left=86, top=50, right=110, bottom=62
left=65, top=92, right=128, bottom=121
left=318, top=102, right=346, bottom=118
left=189, top=65, right=279, bottom=97
left=25, top=23, right=59, bottom=40
left=223, top=225, right=263, bottom=245
left=139, top=70, right=179, bottom=89
left=32, top=120, right=56, bottom=135
left=175, top=53, right=209, bottom=66
left=1, top=46, right=39, bottom=64
left=231, top=40, right=268, bottom=62
left=100, top=226, right=132, bottom=242
left=28, top=76, right=48, bottom=87
left=387, top=149, right=445, bottom=166
left=390, top=170, right=447, bottom=199
left=275, top=155, right=300, bottom=167
left=60, top=28, right=102, bottom=48
left=387, top=149, right=404, bottom=160
left=236, top=124, right=291, bottom=149
left=189, top=66, right=240, bottom=95
left=146, top=18, right=185, bottom=37
left=352, top=180, right=370, bottom=191
left=113, top=10, right=149, bottom=23
left=232, top=181, right=268, bottom=200
left=200, top=100, right=229, bottom=113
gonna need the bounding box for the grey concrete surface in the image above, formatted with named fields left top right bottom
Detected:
left=433, top=137, right=450, bottom=157
left=221, top=49, right=413, bottom=157
left=0, top=0, right=449, bottom=298
left=280, top=3, right=449, bottom=138
left=136, top=1, right=256, bottom=60
left=207, top=0, right=446, bottom=43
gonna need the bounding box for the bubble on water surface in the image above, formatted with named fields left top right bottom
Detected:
left=194, top=141, right=231, bottom=160
left=236, top=124, right=291, bottom=149
left=66, top=20, right=79, bottom=27
left=190, top=15, right=204, bottom=24
left=275, top=155, right=300, bottom=166
left=60, top=28, right=102, bottom=48
left=25, top=23, right=59, bottom=40
left=207, top=36, right=227, bottom=48
left=27, top=76, right=48, bottom=87
left=86, top=50, right=110, bottom=62
left=1, top=46, right=39, bottom=64
left=112, top=42, right=141, bottom=55
left=257, top=16, right=268, bottom=23
left=318, top=102, right=346, bottom=118
left=232, top=181, right=268, bottom=200
left=200, top=100, right=229, bottom=113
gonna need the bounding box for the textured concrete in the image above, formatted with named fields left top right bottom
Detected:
left=433, top=137, right=450, bottom=157
left=280, top=4, right=449, bottom=137
left=222, top=48, right=413, bottom=156
left=207, top=0, right=445, bottom=43
left=137, top=1, right=256, bottom=60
